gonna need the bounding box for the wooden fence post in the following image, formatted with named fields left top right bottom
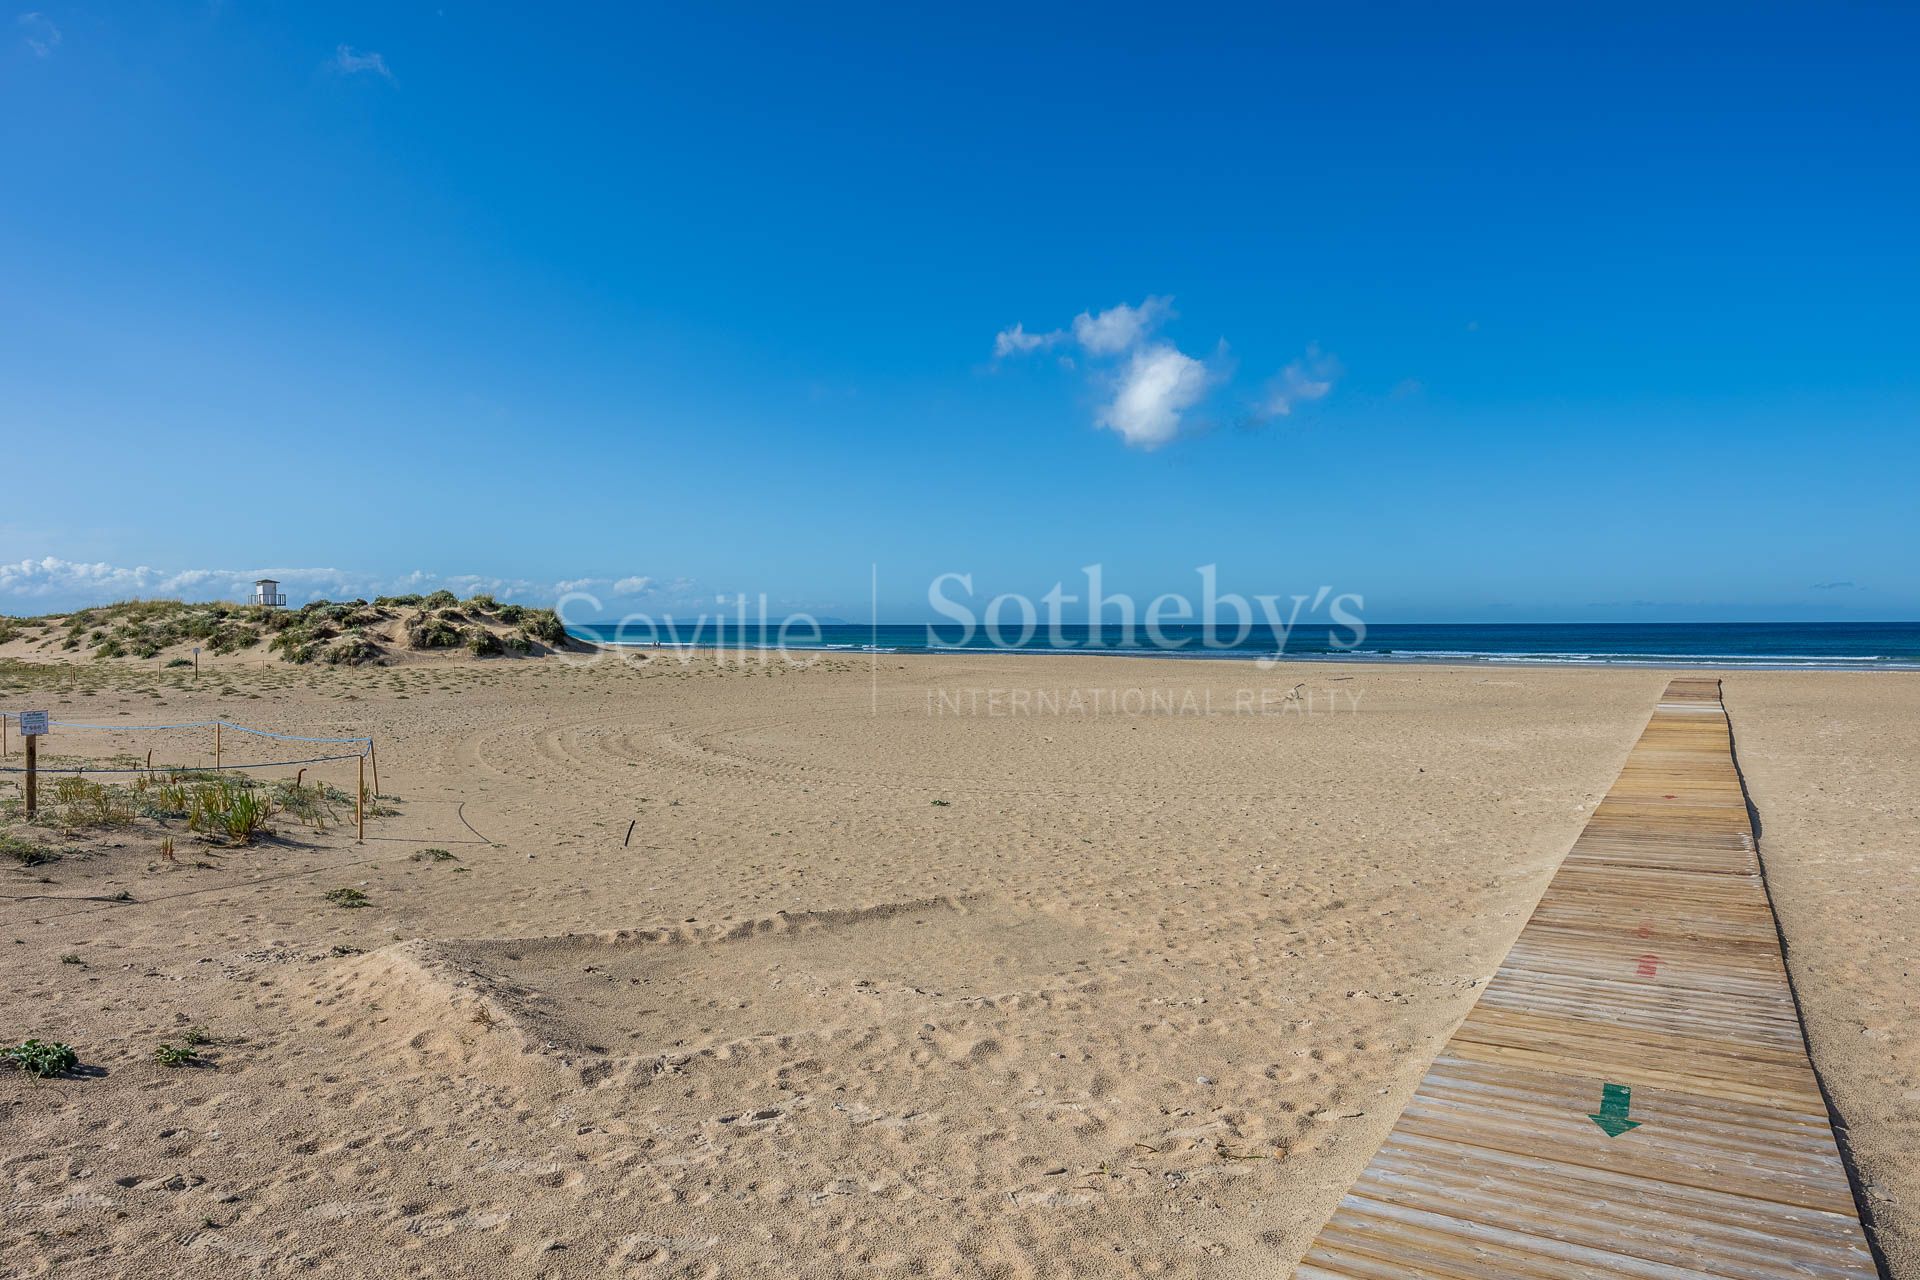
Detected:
left=356, top=754, right=365, bottom=844
left=369, top=741, right=380, bottom=800
left=214, top=722, right=222, bottom=771
left=23, top=734, right=36, bottom=818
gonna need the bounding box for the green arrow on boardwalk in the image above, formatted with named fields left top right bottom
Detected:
left=1589, top=1083, right=1641, bottom=1137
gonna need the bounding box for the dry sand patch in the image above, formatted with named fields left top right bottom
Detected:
left=435, top=896, right=1113, bottom=1056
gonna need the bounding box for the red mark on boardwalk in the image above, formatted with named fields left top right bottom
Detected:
left=1663, top=793, right=1677, bottom=799
left=1635, top=924, right=1653, bottom=940
left=1637, top=954, right=1660, bottom=977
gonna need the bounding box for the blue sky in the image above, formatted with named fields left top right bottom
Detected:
left=3, top=3, right=1916, bottom=622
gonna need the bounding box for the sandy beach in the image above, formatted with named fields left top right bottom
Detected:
left=1, top=649, right=1914, bottom=1278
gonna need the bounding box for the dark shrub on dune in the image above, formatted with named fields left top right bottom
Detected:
left=520, top=608, right=567, bottom=646
left=406, top=614, right=461, bottom=649
left=465, top=626, right=504, bottom=657
left=325, top=633, right=386, bottom=666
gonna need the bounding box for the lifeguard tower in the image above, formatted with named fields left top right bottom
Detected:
left=253, top=578, right=287, bottom=608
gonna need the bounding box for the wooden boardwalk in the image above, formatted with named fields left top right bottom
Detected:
left=1294, top=677, right=1879, bottom=1279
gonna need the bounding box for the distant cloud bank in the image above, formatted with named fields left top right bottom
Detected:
left=0, top=557, right=685, bottom=612
left=993, top=297, right=1337, bottom=449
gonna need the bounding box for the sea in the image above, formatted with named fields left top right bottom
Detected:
left=568, top=621, right=1920, bottom=671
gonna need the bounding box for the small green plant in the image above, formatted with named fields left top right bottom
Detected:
left=930, top=799, right=950, bottom=807
left=182, top=1025, right=212, bottom=1047
left=60, top=953, right=82, bottom=965
left=164, top=656, right=194, bottom=668
left=269, top=779, right=337, bottom=830
left=50, top=776, right=136, bottom=828
left=324, top=887, right=370, bottom=908
left=3, top=1039, right=78, bottom=1077
left=133, top=775, right=191, bottom=819
left=187, top=778, right=276, bottom=845
left=153, top=1043, right=196, bottom=1068
left=410, top=847, right=457, bottom=862
left=1, top=832, right=59, bottom=866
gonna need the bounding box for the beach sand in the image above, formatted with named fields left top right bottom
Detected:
left=1, top=650, right=1913, bottom=1277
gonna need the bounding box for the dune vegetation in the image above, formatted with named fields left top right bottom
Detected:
left=0, top=594, right=574, bottom=668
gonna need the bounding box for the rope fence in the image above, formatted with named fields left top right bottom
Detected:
left=0, top=714, right=371, bottom=773
left=1, top=713, right=380, bottom=839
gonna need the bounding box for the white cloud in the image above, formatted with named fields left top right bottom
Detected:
left=990, top=295, right=1333, bottom=449
left=1255, top=344, right=1340, bottom=420
left=331, top=44, right=392, bottom=80
left=612, top=576, right=655, bottom=595
left=992, top=322, right=1063, bottom=359
left=1071, top=296, right=1172, bottom=355
left=18, top=11, right=59, bottom=57
left=1097, top=344, right=1215, bottom=449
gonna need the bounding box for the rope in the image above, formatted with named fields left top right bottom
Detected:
left=0, top=750, right=367, bottom=775
left=1, top=713, right=369, bottom=746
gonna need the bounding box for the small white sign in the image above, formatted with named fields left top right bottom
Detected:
left=17, top=710, right=49, bottom=736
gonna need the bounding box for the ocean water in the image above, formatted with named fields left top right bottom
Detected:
left=569, top=620, right=1920, bottom=670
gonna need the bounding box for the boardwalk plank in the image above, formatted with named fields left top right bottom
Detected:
left=1291, top=678, right=1877, bottom=1279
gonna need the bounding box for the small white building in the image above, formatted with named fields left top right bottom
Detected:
left=253, top=578, right=287, bottom=607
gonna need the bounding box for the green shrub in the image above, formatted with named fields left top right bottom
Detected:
left=324, top=887, right=370, bottom=908
left=406, top=614, right=460, bottom=649
left=324, top=634, right=384, bottom=666
left=520, top=608, right=567, bottom=646
left=164, top=657, right=193, bottom=668
left=465, top=627, right=504, bottom=657
left=3, top=1039, right=77, bottom=1078
left=464, top=594, right=499, bottom=614
left=208, top=623, right=258, bottom=654
left=495, top=603, right=526, bottom=625
left=421, top=590, right=458, bottom=610
left=375, top=594, right=423, bottom=607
